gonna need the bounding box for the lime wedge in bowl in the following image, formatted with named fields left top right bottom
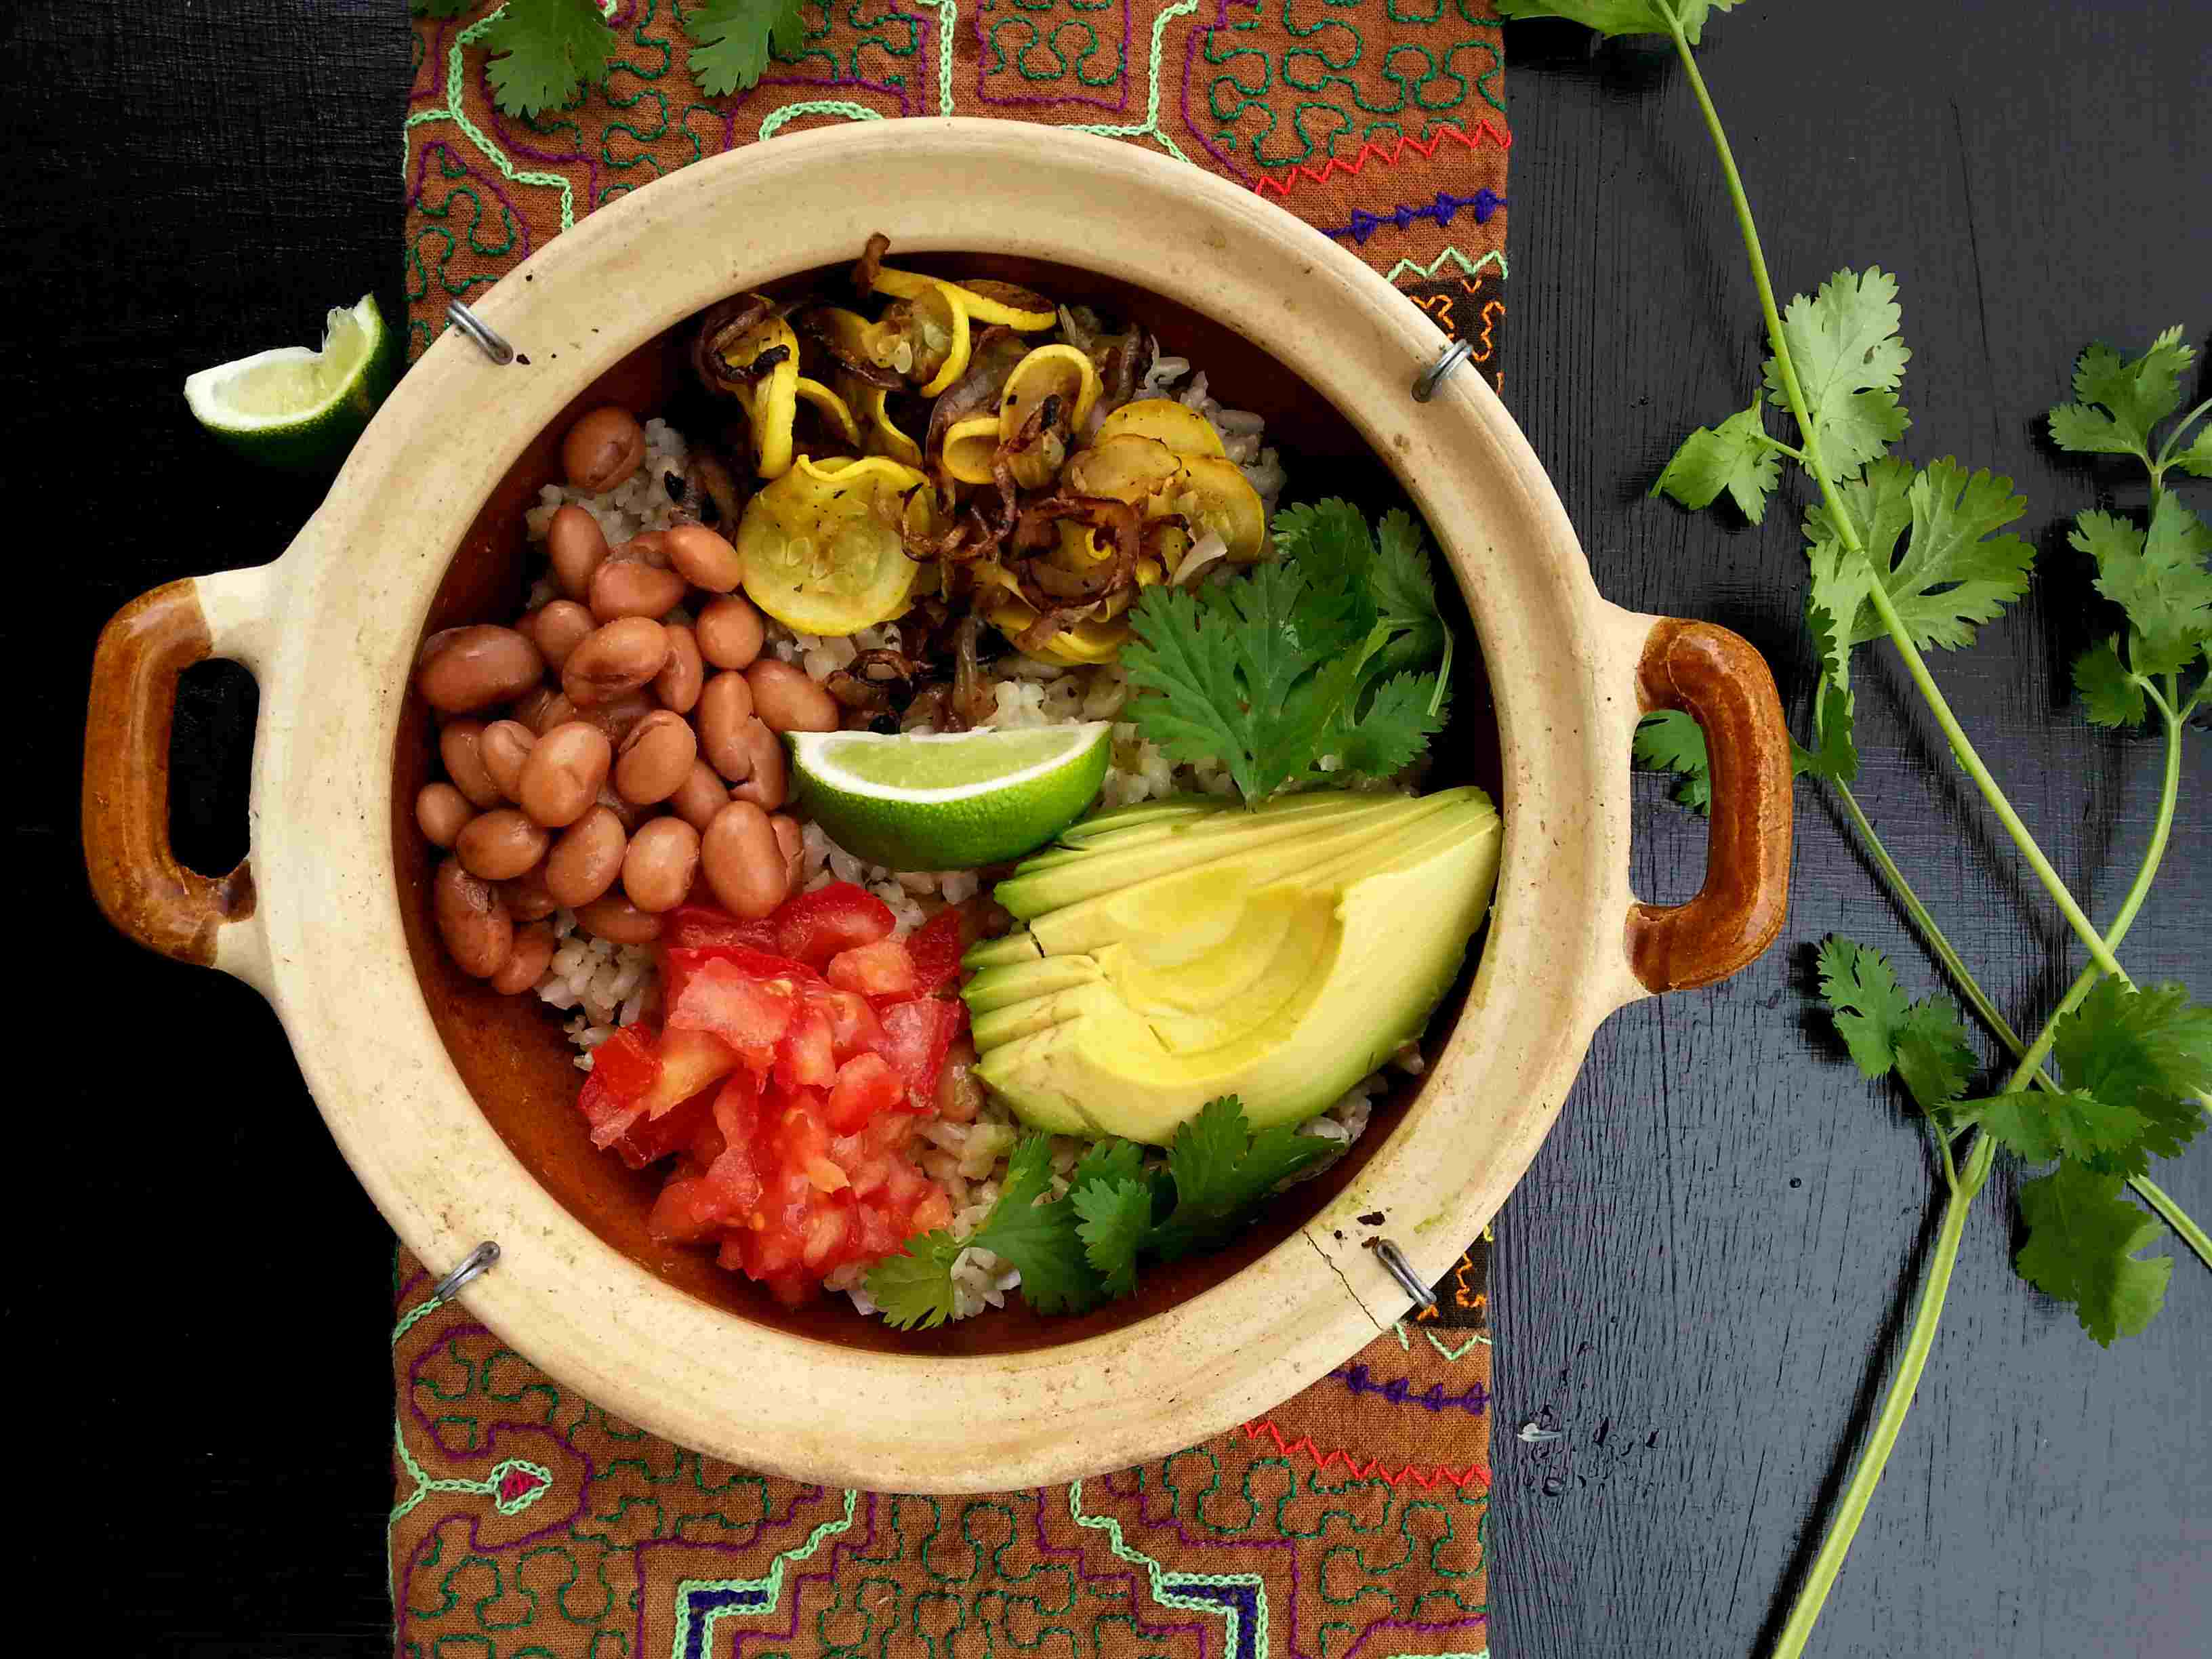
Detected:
left=183, top=294, right=398, bottom=471
left=787, top=722, right=1114, bottom=871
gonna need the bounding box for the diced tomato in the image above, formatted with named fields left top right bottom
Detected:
left=665, top=958, right=800, bottom=1069
left=824, top=1052, right=906, bottom=1133
left=815, top=986, right=886, bottom=1059
left=907, top=906, right=968, bottom=998
left=773, top=882, right=896, bottom=970
left=662, top=903, right=781, bottom=952
left=877, top=996, right=967, bottom=1107
left=659, top=944, right=818, bottom=1015
left=638, top=1025, right=741, bottom=1120
left=586, top=1025, right=659, bottom=1103
left=775, top=1006, right=838, bottom=1091
left=590, top=914, right=959, bottom=1303
left=613, top=1084, right=716, bottom=1170
left=826, top=937, right=918, bottom=997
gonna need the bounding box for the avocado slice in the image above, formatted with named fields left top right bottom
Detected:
left=996, top=790, right=1421, bottom=916
left=969, top=787, right=1502, bottom=1143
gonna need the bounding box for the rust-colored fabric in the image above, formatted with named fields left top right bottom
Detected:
left=405, top=1, right=1510, bottom=380
left=396, top=5, right=1503, bottom=1651
left=392, top=1243, right=1492, bottom=1657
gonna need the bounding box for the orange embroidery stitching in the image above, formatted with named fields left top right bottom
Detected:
left=1238, top=1418, right=1492, bottom=1490
left=1252, top=119, right=1513, bottom=201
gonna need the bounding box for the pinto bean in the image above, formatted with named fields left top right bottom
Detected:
left=695, top=670, right=758, bottom=780
left=621, top=817, right=703, bottom=914
left=438, top=719, right=504, bottom=808
left=590, top=556, right=688, bottom=624
left=579, top=691, right=655, bottom=745
left=516, top=720, right=611, bottom=828
left=663, top=523, right=744, bottom=592
left=695, top=595, right=766, bottom=670
left=653, top=623, right=704, bottom=714
left=562, top=407, right=647, bottom=494
left=434, top=857, right=513, bottom=979
left=547, top=506, right=610, bottom=601
left=573, top=892, right=663, bottom=945
left=455, top=808, right=552, bottom=881
left=415, top=782, right=474, bottom=848
left=418, top=626, right=544, bottom=715
left=478, top=720, right=536, bottom=801
left=595, top=783, right=647, bottom=833
left=502, top=861, right=561, bottom=922
left=743, top=657, right=840, bottom=734
left=701, top=800, right=789, bottom=920
left=771, top=813, right=805, bottom=892
left=613, top=710, right=698, bottom=805
left=728, top=718, right=789, bottom=811
left=520, top=600, right=596, bottom=670
left=544, top=805, right=628, bottom=907
left=562, top=616, right=670, bottom=705
left=667, top=760, right=730, bottom=832
left=490, top=922, right=557, bottom=996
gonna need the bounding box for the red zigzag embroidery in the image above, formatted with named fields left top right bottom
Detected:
left=1252, top=119, right=1513, bottom=201
left=1239, top=1418, right=1493, bottom=1490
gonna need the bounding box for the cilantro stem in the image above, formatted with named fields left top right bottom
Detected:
left=2155, top=397, right=2211, bottom=472
left=1767, top=1129, right=1990, bottom=1659
left=1750, top=432, right=1810, bottom=465
left=1659, top=1, right=2127, bottom=987
left=2133, top=1174, right=2212, bottom=1267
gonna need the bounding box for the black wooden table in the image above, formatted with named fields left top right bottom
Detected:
left=20, top=3, right=2209, bottom=1654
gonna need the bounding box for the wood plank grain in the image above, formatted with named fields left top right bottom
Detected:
left=1494, top=5, right=2211, bottom=1658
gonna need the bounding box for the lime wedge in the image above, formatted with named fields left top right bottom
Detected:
left=183, top=295, right=398, bottom=471
left=788, top=722, right=1114, bottom=872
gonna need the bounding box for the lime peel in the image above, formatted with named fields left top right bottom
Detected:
left=789, top=723, right=1114, bottom=871
left=182, top=295, right=397, bottom=472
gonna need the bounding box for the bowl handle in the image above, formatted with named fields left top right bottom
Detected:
left=1622, top=616, right=1793, bottom=994
left=83, top=562, right=281, bottom=996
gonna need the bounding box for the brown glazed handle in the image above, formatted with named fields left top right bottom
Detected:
left=83, top=578, right=258, bottom=968
left=1625, top=617, right=1793, bottom=992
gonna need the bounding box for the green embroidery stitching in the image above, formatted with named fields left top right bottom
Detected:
left=1068, top=1479, right=1269, bottom=1657
left=1382, top=246, right=1508, bottom=283
left=667, top=1488, right=861, bottom=1659
left=1067, top=0, right=1201, bottom=162
left=759, top=98, right=886, bottom=138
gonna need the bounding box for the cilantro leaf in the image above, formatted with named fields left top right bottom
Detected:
left=2015, top=1162, right=2171, bottom=1345
left=2052, top=979, right=2212, bottom=1164
left=1072, top=1138, right=1147, bottom=1191
left=1271, top=498, right=1374, bottom=593
left=1492, top=0, right=1747, bottom=45
left=2049, top=329, right=2196, bottom=465
left=2071, top=497, right=2212, bottom=677
left=1149, top=1097, right=1331, bottom=1261
left=1332, top=672, right=1448, bottom=781
left=1633, top=709, right=1711, bottom=813
left=1126, top=499, right=1456, bottom=804
left=864, top=1231, right=966, bottom=1331
left=1949, top=1090, right=2150, bottom=1166
left=1807, top=458, right=2034, bottom=652
left=482, top=0, right=613, bottom=117
left=1893, top=998, right=1976, bottom=1113
left=2175, top=422, right=2212, bottom=480
left=1794, top=603, right=1860, bottom=785
left=967, top=1134, right=1101, bottom=1315
left=687, top=0, right=808, bottom=98
left=1071, top=1179, right=1153, bottom=1299
left=411, top=0, right=478, bottom=18
left=1817, top=935, right=1913, bottom=1080
left=2072, top=638, right=2148, bottom=729
left=1764, top=268, right=1912, bottom=479
left=1652, top=403, right=1782, bottom=524
left=1123, top=586, right=1263, bottom=800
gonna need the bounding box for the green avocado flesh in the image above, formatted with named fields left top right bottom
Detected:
left=964, top=786, right=1503, bottom=1145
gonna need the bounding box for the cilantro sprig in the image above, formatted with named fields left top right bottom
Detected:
left=863, top=1099, right=1332, bottom=1330
left=1120, top=499, right=1454, bottom=804
left=1497, top=2, right=2210, bottom=1653
left=421, top=0, right=802, bottom=117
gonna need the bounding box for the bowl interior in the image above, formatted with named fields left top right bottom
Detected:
left=394, top=255, right=1503, bottom=1357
